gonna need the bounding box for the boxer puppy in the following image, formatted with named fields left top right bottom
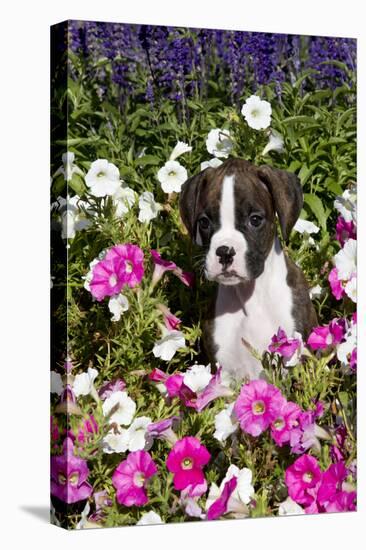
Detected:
left=179, top=158, right=317, bottom=380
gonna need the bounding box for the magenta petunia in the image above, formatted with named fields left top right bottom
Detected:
left=112, top=450, right=158, bottom=507
left=166, top=436, right=211, bottom=491
left=285, top=454, right=322, bottom=510
left=336, top=216, right=356, bottom=246
left=186, top=367, right=233, bottom=412
left=157, top=303, right=182, bottom=330
left=150, top=249, right=194, bottom=288
left=317, top=461, right=356, bottom=512
left=307, top=318, right=345, bottom=350
left=207, top=476, right=238, bottom=521
left=268, top=328, right=301, bottom=358
left=51, top=437, right=93, bottom=504
left=328, top=267, right=346, bottom=300
left=270, top=399, right=302, bottom=447
left=234, top=380, right=284, bottom=437
left=106, top=243, right=144, bottom=288
left=89, top=255, right=127, bottom=301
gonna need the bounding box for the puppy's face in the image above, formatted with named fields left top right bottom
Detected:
left=179, top=159, right=303, bottom=286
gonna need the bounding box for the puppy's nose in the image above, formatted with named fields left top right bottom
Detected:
left=216, top=245, right=236, bottom=267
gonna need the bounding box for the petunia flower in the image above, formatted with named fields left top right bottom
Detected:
left=85, top=159, right=121, bottom=197
left=268, top=327, right=301, bottom=359
left=188, top=366, right=234, bottom=412
left=73, top=367, right=99, bottom=398
left=112, top=450, right=158, bottom=507
left=157, top=160, right=187, bottom=193
left=156, top=303, right=181, bottom=330
left=54, top=195, right=92, bottom=240
left=166, top=436, right=211, bottom=491
left=270, top=400, right=302, bottom=447
left=200, top=158, right=223, bottom=170
left=293, top=218, right=320, bottom=235
left=334, top=184, right=357, bottom=224
left=328, top=267, right=346, bottom=300
left=99, top=378, right=126, bottom=400
left=213, top=402, right=239, bottom=443
left=102, top=428, right=130, bottom=454
left=336, top=320, right=356, bottom=370
left=53, top=151, right=83, bottom=182
left=150, top=249, right=194, bottom=288
left=317, top=461, right=356, bottom=512
left=333, top=238, right=356, bottom=281
left=241, top=95, right=272, bottom=130
left=289, top=410, right=330, bottom=455
left=344, top=275, right=357, bottom=303
left=126, top=416, right=152, bottom=451
left=136, top=511, right=164, bottom=525
left=180, top=480, right=207, bottom=519
left=307, top=318, right=345, bottom=350
left=105, top=244, right=144, bottom=289
left=51, top=437, right=93, bottom=503
left=234, top=379, right=284, bottom=437
left=183, top=364, right=212, bottom=393
left=278, top=497, right=305, bottom=516
left=146, top=416, right=180, bottom=447
left=108, top=293, right=129, bottom=321
left=112, top=183, right=136, bottom=218
left=89, top=255, right=128, bottom=301
left=205, top=128, right=233, bottom=158
left=169, top=141, right=192, bottom=161
left=285, top=454, right=322, bottom=511
left=138, top=191, right=160, bottom=223
left=262, top=130, right=284, bottom=156
left=152, top=327, right=186, bottom=361
left=309, top=284, right=323, bottom=299
left=102, top=390, right=136, bottom=425
left=206, top=465, right=254, bottom=520
left=336, top=216, right=356, bottom=246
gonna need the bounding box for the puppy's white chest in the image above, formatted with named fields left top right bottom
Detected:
left=213, top=247, right=295, bottom=380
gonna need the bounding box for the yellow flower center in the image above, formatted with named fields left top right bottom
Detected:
left=303, top=471, right=313, bottom=483
left=125, top=261, right=133, bottom=274
left=181, top=457, right=193, bottom=470
left=252, top=400, right=265, bottom=415
left=168, top=171, right=176, bottom=177
left=58, top=473, right=67, bottom=485
left=97, top=171, right=105, bottom=178
left=273, top=418, right=285, bottom=430
left=69, top=473, right=79, bottom=486
left=109, top=274, right=117, bottom=287
left=133, top=472, right=145, bottom=488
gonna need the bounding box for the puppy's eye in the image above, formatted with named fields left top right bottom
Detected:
left=249, top=214, right=263, bottom=228
left=198, top=216, right=210, bottom=230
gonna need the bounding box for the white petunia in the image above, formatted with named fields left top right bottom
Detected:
left=333, top=238, right=357, bottom=280
left=102, top=391, right=136, bottom=425
left=112, top=184, right=136, bottom=217
left=127, top=416, right=152, bottom=451
left=53, top=195, right=92, bottom=240
left=73, top=367, right=99, bottom=398
left=169, top=141, right=192, bottom=161
left=183, top=364, right=212, bottom=393
left=200, top=158, right=223, bottom=171
left=138, top=191, right=161, bottom=223
left=334, top=184, right=357, bottom=224
left=213, top=403, right=239, bottom=442
left=293, top=218, right=320, bottom=235
left=85, top=159, right=121, bottom=197
left=102, top=429, right=130, bottom=454
left=278, top=497, right=305, bottom=516
left=345, top=276, right=357, bottom=303
left=137, top=511, right=164, bottom=525
left=309, top=284, right=323, bottom=299
left=205, top=465, right=254, bottom=517
left=157, top=160, right=187, bottom=194
left=205, top=128, right=233, bottom=158
left=51, top=371, right=64, bottom=395
left=262, top=130, right=284, bottom=156
left=53, top=151, right=83, bottom=182
left=108, top=294, right=129, bottom=322
left=337, top=322, right=356, bottom=367
left=241, top=95, right=272, bottom=130
left=152, top=329, right=186, bottom=361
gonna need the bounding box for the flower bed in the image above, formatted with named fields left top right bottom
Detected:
left=50, top=21, right=357, bottom=529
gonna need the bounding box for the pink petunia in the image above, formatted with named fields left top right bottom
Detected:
left=307, top=318, right=345, bottom=350
left=89, top=255, right=127, bottom=301
left=166, top=436, right=211, bottom=491
left=186, top=367, right=233, bottom=412
left=207, top=477, right=238, bottom=521
left=150, top=249, right=194, bottom=288
left=328, top=268, right=346, bottom=300
left=336, top=216, right=356, bottom=246
left=268, top=328, right=301, bottom=358
left=98, top=378, right=126, bottom=400
left=112, top=450, right=158, bottom=507
left=289, top=411, right=322, bottom=454
left=157, top=303, right=182, bottom=331
left=270, top=399, right=302, bottom=447
left=317, top=461, right=356, bottom=512
left=234, top=380, right=284, bottom=437
left=106, top=243, right=144, bottom=288
left=285, top=454, right=322, bottom=511
left=51, top=437, right=93, bottom=504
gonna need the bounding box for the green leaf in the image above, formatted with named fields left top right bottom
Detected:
left=303, top=193, right=328, bottom=231
left=134, top=155, right=161, bottom=167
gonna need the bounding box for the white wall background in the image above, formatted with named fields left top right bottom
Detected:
left=0, top=1, right=364, bottom=548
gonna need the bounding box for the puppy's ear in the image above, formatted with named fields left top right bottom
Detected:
left=257, top=165, right=303, bottom=242
left=179, top=168, right=213, bottom=241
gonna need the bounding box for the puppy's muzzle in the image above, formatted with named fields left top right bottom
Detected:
left=216, top=245, right=236, bottom=268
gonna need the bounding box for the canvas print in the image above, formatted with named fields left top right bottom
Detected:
left=50, top=21, right=357, bottom=529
